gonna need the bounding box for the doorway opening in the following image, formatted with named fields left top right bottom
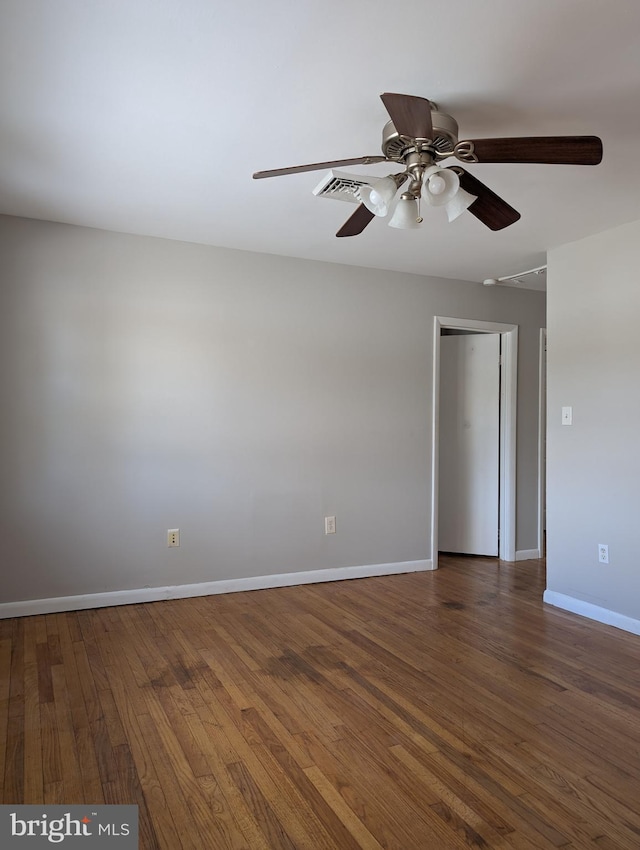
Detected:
left=431, top=316, right=518, bottom=569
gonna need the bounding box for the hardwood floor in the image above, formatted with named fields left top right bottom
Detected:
left=2, top=555, right=640, bottom=848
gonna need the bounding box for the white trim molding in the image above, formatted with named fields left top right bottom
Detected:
left=431, top=316, right=518, bottom=568
left=516, top=549, right=541, bottom=561
left=0, top=559, right=433, bottom=619
left=544, top=590, right=640, bottom=636
left=538, top=328, right=547, bottom=558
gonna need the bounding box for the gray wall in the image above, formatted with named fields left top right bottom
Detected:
left=0, top=215, right=546, bottom=603
left=547, top=218, right=640, bottom=621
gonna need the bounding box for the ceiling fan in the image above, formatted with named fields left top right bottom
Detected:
left=253, top=93, right=603, bottom=237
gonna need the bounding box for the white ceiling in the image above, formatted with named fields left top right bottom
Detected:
left=1, top=0, right=639, bottom=286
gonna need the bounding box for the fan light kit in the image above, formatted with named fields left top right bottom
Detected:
left=253, top=93, right=603, bottom=237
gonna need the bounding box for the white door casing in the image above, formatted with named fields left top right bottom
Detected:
left=431, top=317, right=518, bottom=567
left=538, top=328, right=547, bottom=557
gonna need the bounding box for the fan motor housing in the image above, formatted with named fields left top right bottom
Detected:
left=382, top=110, right=459, bottom=161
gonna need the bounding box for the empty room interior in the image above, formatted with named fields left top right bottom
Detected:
left=1, top=1, right=640, bottom=848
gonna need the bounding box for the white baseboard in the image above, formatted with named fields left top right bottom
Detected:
left=0, top=559, right=433, bottom=620
left=543, top=590, right=640, bottom=636
left=515, top=548, right=541, bottom=561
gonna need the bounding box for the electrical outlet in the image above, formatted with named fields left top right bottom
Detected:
left=598, top=543, right=609, bottom=564
left=324, top=516, right=336, bottom=535
left=167, top=528, right=180, bottom=548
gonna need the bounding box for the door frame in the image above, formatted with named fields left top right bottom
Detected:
left=431, top=316, right=518, bottom=568
left=537, top=328, right=547, bottom=557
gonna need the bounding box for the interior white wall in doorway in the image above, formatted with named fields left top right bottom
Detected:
left=431, top=317, right=518, bottom=569
left=439, top=332, right=500, bottom=556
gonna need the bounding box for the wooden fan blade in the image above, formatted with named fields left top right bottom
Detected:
left=380, top=93, right=433, bottom=140
left=458, top=136, right=603, bottom=165
left=450, top=167, right=521, bottom=231
left=336, top=204, right=376, bottom=237
left=253, top=156, right=387, bottom=179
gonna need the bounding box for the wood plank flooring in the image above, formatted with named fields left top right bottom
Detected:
left=2, top=555, right=640, bottom=848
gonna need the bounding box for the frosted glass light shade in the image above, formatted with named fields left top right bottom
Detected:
left=422, top=165, right=460, bottom=206
left=359, top=176, right=399, bottom=216
left=445, top=187, right=478, bottom=222
left=388, top=198, right=421, bottom=229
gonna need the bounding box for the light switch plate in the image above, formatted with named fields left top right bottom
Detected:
left=324, top=516, right=336, bottom=535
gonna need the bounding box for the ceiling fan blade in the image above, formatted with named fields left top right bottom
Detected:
left=380, top=93, right=433, bottom=140
left=336, top=204, right=376, bottom=237
left=253, top=156, right=387, bottom=179
left=449, top=167, right=521, bottom=231
left=456, top=136, right=603, bottom=165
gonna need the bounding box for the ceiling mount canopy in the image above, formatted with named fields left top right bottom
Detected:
left=253, top=92, right=603, bottom=237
